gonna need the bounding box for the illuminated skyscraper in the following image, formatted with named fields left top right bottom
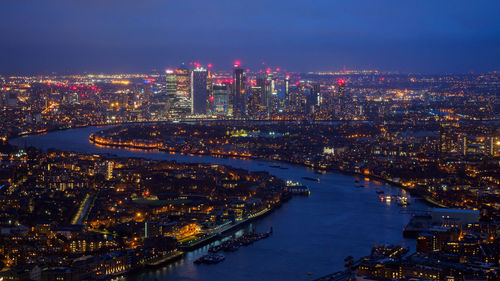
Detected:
left=284, top=75, right=290, bottom=107
left=269, top=91, right=280, bottom=114
left=256, top=74, right=267, bottom=107
left=206, top=65, right=213, bottom=115
left=212, top=83, right=230, bottom=116
left=262, top=73, right=275, bottom=114
left=306, top=84, right=321, bottom=115
left=335, top=79, right=346, bottom=118
left=247, top=86, right=262, bottom=118
left=165, top=69, right=177, bottom=96
left=232, top=61, right=246, bottom=118
left=174, top=64, right=191, bottom=115
left=191, top=67, right=208, bottom=115
left=176, top=64, right=190, bottom=98
left=312, top=84, right=321, bottom=107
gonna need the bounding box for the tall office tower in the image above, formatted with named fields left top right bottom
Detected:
left=232, top=61, right=246, bottom=118
left=307, top=84, right=321, bottom=117
left=284, top=75, right=290, bottom=108
left=206, top=67, right=213, bottom=115
left=174, top=64, right=191, bottom=116
left=264, top=73, right=275, bottom=114
left=256, top=74, right=267, bottom=107
left=269, top=92, right=280, bottom=115
left=165, top=69, right=177, bottom=96
left=176, top=64, right=190, bottom=98
left=140, top=83, right=153, bottom=107
left=191, top=67, right=209, bottom=115
left=335, top=79, right=346, bottom=119
left=212, top=83, right=230, bottom=116
left=312, top=84, right=321, bottom=107
left=247, top=86, right=263, bottom=118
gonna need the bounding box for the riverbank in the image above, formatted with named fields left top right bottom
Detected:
left=9, top=126, right=427, bottom=281
left=7, top=123, right=451, bottom=210
left=179, top=207, right=274, bottom=251
left=119, top=209, right=278, bottom=278
left=87, top=130, right=447, bottom=209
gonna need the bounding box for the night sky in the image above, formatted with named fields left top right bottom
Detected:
left=1, top=0, right=499, bottom=74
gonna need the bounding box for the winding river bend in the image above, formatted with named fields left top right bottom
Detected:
left=10, top=126, right=429, bottom=281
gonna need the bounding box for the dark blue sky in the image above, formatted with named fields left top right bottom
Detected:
left=1, top=0, right=499, bottom=74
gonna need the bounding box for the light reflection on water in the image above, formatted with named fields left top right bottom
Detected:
left=10, top=126, right=429, bottom=281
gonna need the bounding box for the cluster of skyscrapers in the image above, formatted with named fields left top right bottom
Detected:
left=162, top=61, right=348, bottom=119
left=164, top=62, right=249, bottom=118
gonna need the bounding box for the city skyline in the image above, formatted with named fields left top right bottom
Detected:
left=0, top=1, right=498, bottom=281
left=1, top=0, right=499, bottom=74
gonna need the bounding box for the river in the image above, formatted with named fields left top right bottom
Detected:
left=10, top=126, right=429, bottom=281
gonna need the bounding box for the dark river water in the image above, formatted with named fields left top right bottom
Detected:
left=10, top=126, right=429, bottom=281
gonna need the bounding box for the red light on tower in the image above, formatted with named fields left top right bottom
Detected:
left=337, top=79, right=346, bottom=86
left=295, top=81, right=300, bottom=86
left=266, top=68, right=271, bottom=74
left=207, top=63, right=213, bottom=68
left=234, top=60, right=241, bottom=67
left=209, top=96, right=214, bottom=102
left=276, top=67, right=280, bottom=72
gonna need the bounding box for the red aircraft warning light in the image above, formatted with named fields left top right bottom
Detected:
left=337, top=79, right=346, bottom=86
left=234, top=60, right=241, bottom=67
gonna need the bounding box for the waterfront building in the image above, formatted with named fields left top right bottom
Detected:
left=431, top=208, right=480, bottom=227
